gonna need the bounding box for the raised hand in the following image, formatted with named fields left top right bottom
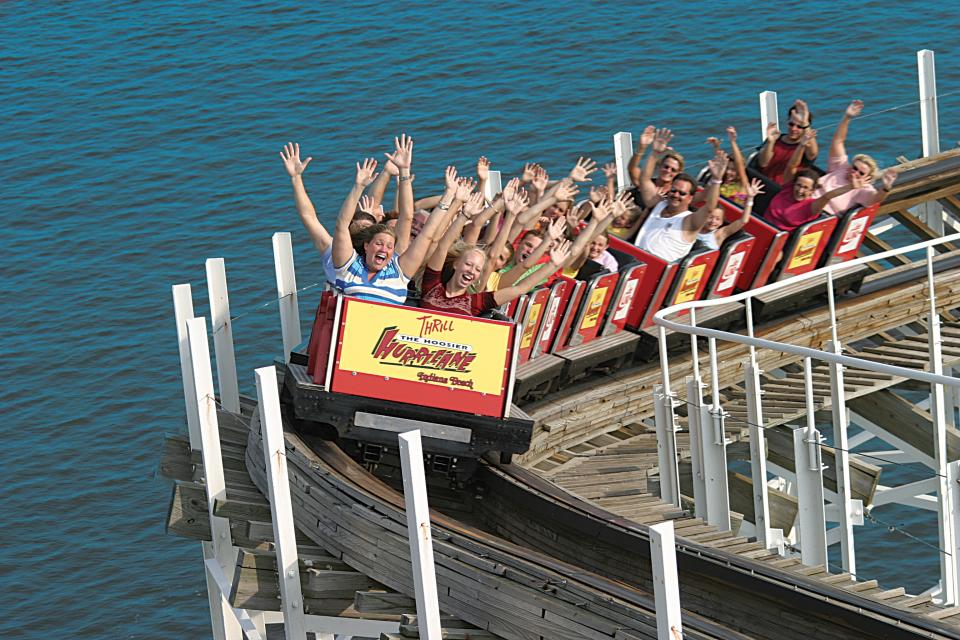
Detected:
left=550, top=238, right=573, bottom=265
left=477, top=156, right=490, bottom=180
left=613, top=190, right=635, bottom=218
left=455, top=177, right=476, bottom=201
left=569, top=157, right=597, bottom=182
left=592, top=199, right=614, bottom=223
left=355, top=158, right=379, bottom=186
left=745, top=178, right=765, bottom=198
left=546, top=217, right=567, bottom=241
left=531, top=166, right=550, bottom=193
left=502, top=177, right=520, bottom=202
left=639, top=125, right=656, bottom=147
left=707, top=149, right=730, bottom=180
left=280, top=142, right=312, bottom=177
left=766, top=122, right=781, bottom=142
left=652, top=128, right=673, bottom=153
left=462, top=191, right=486, bottom=218
left=359, top=194, right=376, bottom=216
left=726, top=126, right=738, bottom=142
left=522, top=162, right=540, bottom=183
left=444, top=166, right=458, bottom=192
left=793, top=99, right=810, bottom=126
left=881, top=167, right=897, bottom=191
left=505, top=189, right=529, bottom=215
left=384, top=133, right=413, bottom=170
left=602, top=162, right=617, bottom=179
left=851, top=170, right=869, bottom=189
left=705, top=136, right=721, bottom=151
left=801, top=127, right=818, bottom=146
left=845, top=99, right=864, bottom=118
left=554, top=180, right=579, bottom=202
left=589, top=185, right=606, bottom=203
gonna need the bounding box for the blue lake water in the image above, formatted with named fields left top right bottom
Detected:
left=4, top=1, right=960, bottom=636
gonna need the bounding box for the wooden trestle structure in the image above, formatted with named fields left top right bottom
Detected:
left=164, top=147, right=960, bottom=639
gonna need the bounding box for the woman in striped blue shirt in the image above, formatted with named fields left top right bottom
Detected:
left=332, top=135, right=463, bottom=305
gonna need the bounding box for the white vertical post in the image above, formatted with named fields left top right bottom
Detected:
left=794, top=358, right=828, bottom=568
left=685, top=377, right=707, bottom=520
left=701, top=338, right=730, bottom=531
left=928, top=246, right=956, bottom=604
left=206, top=258, right=241, bottom=414
left=255, top=366, right=307, bottom=640
left=613, top=131, right=634, bottom=194
left=917, top=49, right=943, bottom=233
left=173, top=284, right=201, bottom=449
left=649, top=521, right=683, bottom=640
left=484, top=170, right=502, bottom=202
left=273, top=232, right=302, bottom=362
left=949, top=460, right=960, bottom=599
left=653, top=385, right=681, bottom=508
left=187, top=317, right=242, bottom=640
left=759, top=91, right=779, bottom=143
left=745, top=360, right=774, bottom=549
left=397, top=431, right=442, bottom=640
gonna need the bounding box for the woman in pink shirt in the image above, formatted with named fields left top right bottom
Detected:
left=813, top=100, right=897, bottom=214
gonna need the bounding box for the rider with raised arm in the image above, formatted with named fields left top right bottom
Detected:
left=633, top=151, right=729, bottom=262
left=812, top=100, right=898, bottom=215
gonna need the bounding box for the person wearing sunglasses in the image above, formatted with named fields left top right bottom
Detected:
left=628, top=125, right=686, bottom=210
left=632, top=150, right=729, bottom=262
left=812, top=100, right=898, bottom=214
left=757, top=99, right=819, bottom=185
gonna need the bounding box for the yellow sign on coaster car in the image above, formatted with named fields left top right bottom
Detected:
left=331, top=298, right=516, bottom=418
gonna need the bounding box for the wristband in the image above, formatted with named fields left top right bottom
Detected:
left=437, top=201, right=451, bottom=210
left=745, top=199, right=755, bottom=205
left=709, top=178, right=722, bottom=185
left=398, top=175, right=412, bottom=182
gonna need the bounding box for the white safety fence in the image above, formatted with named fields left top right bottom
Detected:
left=654, top=232, right=960, bottom=605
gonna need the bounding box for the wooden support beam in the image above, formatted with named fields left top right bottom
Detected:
left=849, top=389, right=960, bottom=462
left=890, top=209, right=957, bottom=250
left=861, top=233, right=912, bottom=264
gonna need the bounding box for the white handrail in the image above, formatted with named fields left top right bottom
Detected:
left=653, top=230, right=960, bottom=388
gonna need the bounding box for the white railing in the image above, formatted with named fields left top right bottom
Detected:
left=652, top=230, right=960, bottom=604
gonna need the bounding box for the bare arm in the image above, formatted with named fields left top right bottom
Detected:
left=727, top=126, right=749, bottom=190
left=476, top=156, right=490, bottom=202
left=332, top=158, right=379, bottom=268
left=384, top=135, right=415, bottom=254
left=794, top=100, right=818, bottom=161
left=602, top=162, right=617, bottom=197
left=493, top=240, right=571, bottom=305
left=782, top=128, right=817, bottom=185
left=639, top=128, right=672, bottom=207
left=427, top=192, right=484, bottom=271
left=757, top=122, right=780, bottom=169
left=685, top=151, right=728, bottom=233
left=715, top=178, right=763, bottom=245
left=869, top=168, right=898, bottom=206
left=397, top=168, right=464, bottom=275
left=831, top=100, right=862, bottom=159
left=280, top=143, right=331, bottom=253
left=628, top=126, right=655, bottom=187
left=463, top=196, right=502, bottom=245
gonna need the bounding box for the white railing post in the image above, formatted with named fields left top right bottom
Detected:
left=613, top=131, right=634, bottom=194
left=759, top=91, right=779, bottom=143
left=950, top=460, right=960, bottom=599
left=794, top=358, right=828, bottom=568
left=928, top=246, right=957, bottom=604
left=649, top=521, right=683, bottom=640
left=187, top=317, right=242, bottom=640
left=653, top=384, right=681, bottom=508
left=397, top=431, right=442, bottom=640
left=273, top=232, right=302, bottom=362
left=173, top=284, right=201, bottom=449
left=825, top=270, right=856, bottom=574
left=702, top=338, right=731, bottom=531
left=685, top=376, right=707, bottom=520
left=484, top=170, right=502, bottom=203
left=917, top=49, right=943, bottom=233
left=745, top=359, right=775, bottom=550
left=206, top=258, right=241, bottom=414
left=255, top=366, right=308, bottom=640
